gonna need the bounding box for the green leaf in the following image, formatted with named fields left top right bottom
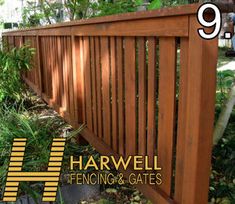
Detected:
left=148, top=0, right=161, bottom=10
left=136, top=0, right=144, bottom=6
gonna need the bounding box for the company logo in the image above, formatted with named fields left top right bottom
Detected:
left=3, top=138, right=66, bottom=202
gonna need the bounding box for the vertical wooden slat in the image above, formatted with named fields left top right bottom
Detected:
left=147, top=37, right=156, bottom=166
left=33, top=37, right=37, bottom=85
left=60, top=37, right=66, bottom=109
left=72, top=36, right=84, bottom=124
left=101, top=37, right=111, bottom=145
left=49, top=37, right=54, bottom=101
left=138, top=37, right=147, bottom=156
left=53, top=37, right=60, bottom=107
left=174, top=38, right=189, bottom=202
left=80, top=37, right=86, bottom=123
left=71, top=35, right=78, bottom=124
left=31, top=37, right=36, bottom=85
left=117, top=37, right=124, bottom=156
left=33, top=37, right=38, bottom=87
left=36, top=36, right=42, bottom=94
left=90, top=37, right=97, bottom=134
left=44, top=37, right=48, bottom=96
left=14, top=37, right=19, bottom=47
left=95, top=37, right=102, bottom=138
left=67, top=37, right=75, bottom=122
left=42, top=37, right=49, bottom=95
left=59, top=38, right=64, bottom=109
left=158, top=37, right=176, bottom=195
left=181, top=16, right=218, bottom=204
left=47, top=37, right=53, bottom=98
left=50, top=37, right=56, bottom=103
left=49, top=37, right=53, bottom=98
left=110, top=37, right=118, bottom=152
left=124, top=37, right=136, bottom=156
left=63, top=37, right=70, bottom=114
left=55, top=37, right=59, bottom=106
left=84, top=37, right=93, bottom=130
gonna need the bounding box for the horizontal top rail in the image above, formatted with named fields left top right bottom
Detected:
left=2, top=2, right=235, bottom=36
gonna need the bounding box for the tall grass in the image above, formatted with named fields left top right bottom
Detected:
left=0, top=104, right=61, bottom=202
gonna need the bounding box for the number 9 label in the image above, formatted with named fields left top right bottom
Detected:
left=197, top=3, right=222, bottom=40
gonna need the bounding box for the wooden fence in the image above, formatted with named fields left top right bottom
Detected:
left=3, top=3, right=233, bottom=204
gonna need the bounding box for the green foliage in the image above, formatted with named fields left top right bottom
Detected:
left=0, top=0, right=4, bottom=6
left=211, top=68, right=235, bottom=203
left=64, top=0, right=95, bottom=20
left=216, top=70, right=235, bottom=106
left=20, top=0, right=203, bottom=27
left=148, top=0, right=162, bottom=9
left=21, top=1, right=63, bottom=27
left=21, top=0, right=140, bottom=26
left=95, top=0, right=140, bottom=17
left=64, top=0, right=140, bottom=19
left=22, top=6, right=44, bottom=27
left=148, top=0, right=200, bottom=9
left=0, top=45, right=34, bottom=103
left=210, top=135, right=235, bottom=203
left=0, top=102, right=89, bottom=201
left=0, top=105, right=61, bottom=201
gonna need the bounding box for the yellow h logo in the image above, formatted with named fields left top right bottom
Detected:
left=3, top=138, right=66, bottom=202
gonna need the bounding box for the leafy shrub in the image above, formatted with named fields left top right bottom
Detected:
left=209, top=117, right=235, bottom=203
left=0, top=45, right=34, bottom=103
left=95, top=0, right=141, bottom=17
left=210, top=68, right=235, bottom=203
left=216, top=70, right=235, bottom=106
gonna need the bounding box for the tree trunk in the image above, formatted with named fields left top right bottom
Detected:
left=213, top=83, right=235, bottom=145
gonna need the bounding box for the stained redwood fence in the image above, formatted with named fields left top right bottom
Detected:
left=3, top=3, right=233, bottom=204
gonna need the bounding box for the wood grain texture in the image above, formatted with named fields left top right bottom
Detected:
left=67, top=37, right=75, bottom=122
left=158, top=37, right=176, bottom=195
left=83, top=37, right=93, bottom=130
left=110, top=37, right=118, bottom=152
left=124, top=37, right=136, bottom=157
left=95, top=37, right=103, bottom=139
left=57, top=37, right=64, bottom=109
left=101, top=37, right=111, bottom=145
left=6, top=10, right=219, bottom=204
left=180, top=16, right=218, bottom=204
left=138, top=37, right=147, bottom=156
left=50, top=37, right=56, bottom=104
left=71, top=16, right=188, bottom=37
left=36, top=36, right=42, bottom=95
left=62, top=37, right=70, bottom=113
left=147, top=37, right=157, bottom=167
left=117, top=37, right=125, bottom=156
left=174, top=38, right=189, bottom=202
left=53, top=37, right=60, bottom=107
left=79, top=37, right=86, bottom=123
left=90, top=37, right=97, bottom=134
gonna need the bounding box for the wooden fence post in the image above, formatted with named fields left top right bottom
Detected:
left=179, top=15, right=218, bottom=204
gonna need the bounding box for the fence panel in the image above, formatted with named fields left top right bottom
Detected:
left=2, top=3, right=227, bottom=204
